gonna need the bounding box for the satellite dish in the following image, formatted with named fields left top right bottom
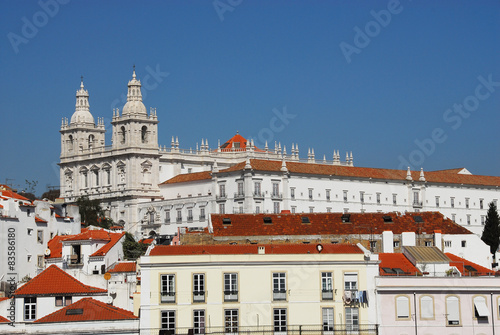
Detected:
left=44, top=249, right=51, bottom=256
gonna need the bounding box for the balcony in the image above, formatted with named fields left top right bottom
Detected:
left=271, top=193, right=283, bottom=200
left=273, top=290, right=286, bottom=301
left=199, top=215, right=206, bottom=222
left=187, top=216, right=193, bottom=222
left=216, top=194, right=227, bottom=201
left=234, top=192, right=245, bottom=200
left=176, top=217, right=182, bottom=223
left=322, top=290, right=334, bottom=300
left=224, top=290, right=238, bottom=302
left=253, top=191, right=264, bottom=200
left=413, top=201, right=423, bottom=208
left=193, top=291, right=205, bottom=303
left=161, top=292, right=175, bottom=303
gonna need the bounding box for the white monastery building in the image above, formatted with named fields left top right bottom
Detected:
left=59, top=70, right=500, bottom=240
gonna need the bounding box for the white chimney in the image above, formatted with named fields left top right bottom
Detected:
left=382, top=231, right=394, bottom=253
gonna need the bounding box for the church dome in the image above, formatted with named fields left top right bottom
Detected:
left=122, top=100, right=147, bottom=116
left=121, top=68, right=147, bottom=117
left=70, top=78, right=95, bottom=126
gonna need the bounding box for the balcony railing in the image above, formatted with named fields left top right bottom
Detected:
left=322, top=289, right=334, bottom=300
left=193, top=291, right=205, bottom=303
left=216, top=194, right=227, bottom=201
left=224, top=290, right=238, bottom=302
left=161, top=292, right=175, bottom=303
left=253, top=191, right=264, bottom=199
left=199, top=215, right=206, bottom=221
left=273, top=289, right=286, bottom=301
left=187, top=216, right=193, bottom=222
left=271, top=193, right=283, bottom=200
left=413, top=201, right=423, bottom=208
left=234, top=192, right=245, bottom=200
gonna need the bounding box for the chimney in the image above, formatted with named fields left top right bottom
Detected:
left=258, top=246, right=265, bottom=255
left=382, top=231, right=394, bottom=253
left=401, top=232, right=416, bottom=246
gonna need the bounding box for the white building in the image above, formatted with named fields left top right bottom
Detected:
left=139, top=243, right=379, bottom=334
left=58, top=70, right=499, bottom=241
left=0, top=185, right=80, bottom=283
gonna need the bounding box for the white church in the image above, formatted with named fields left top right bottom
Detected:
left=59, top=70, right=500, bottom=239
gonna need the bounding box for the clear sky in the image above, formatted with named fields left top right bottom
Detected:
left=1, top=0, right=499, bottom=195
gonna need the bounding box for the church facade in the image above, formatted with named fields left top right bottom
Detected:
left=60, top=70, right=500, bottom=240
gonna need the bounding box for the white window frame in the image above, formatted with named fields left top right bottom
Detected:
left=321, top=272, right=333, bottom=300
left=224, top=273, right=238, bottom=302
left=193, top=274, right=205, bottom=303
left=446, top=295, right=461, bottom=326
left=161, top=310, right=176, bottom=331
left=322, top=307, right=334, bottom=332
left=224, top=309, right=238, bottom=334
left=161, top=274, right=175, bottom=303
left=273, top=272, right=286, bottom=301
left=24, top=297, right=36, bottom=321
left=344, top=272, right=358, bottom=291
left=273, top=308, right=287, bottom=334
left=345, top=307, right=359, bottom=331
left=396, top=295, right=410, bottom=320
left=193, top=309, right=205, bottom=334
left=420, top=295, right=434, bottom=320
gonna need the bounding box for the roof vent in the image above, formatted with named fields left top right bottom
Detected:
left=222, top=218, right=231, bottom=225
left=263, top=217, right=272, bottom=224
left=301, top=216, right=310, bottom=224
left=66, top=308, right=84, bottom=315
left=414, top=215, right=423, bottom=223
left=341, top=214, right=351, bottom=223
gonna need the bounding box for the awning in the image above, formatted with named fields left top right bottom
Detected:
left=475, top=300, right=489, bottom=317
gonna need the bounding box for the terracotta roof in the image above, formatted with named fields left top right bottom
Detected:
left=0, top=204, right=3, bottom=209
left=150, top=243, right=363, bottom=256
left=91, top=232, right=125, bottom=257
left=160, top=171, right=211, bottom=185
left=218, top=133, right=264, bottom=152
left=210, top=212, right=472, bottom=237
left=64, top=229, right=112, bottom=242
left=35, top=216, right=47, bottom=224
left=33, top=297, right=138, bottom=323
left=109, top=262, right=136, bottom=273
left=446, top=253, right=495, bottom=276
left=46, top=235, right=74, bottom=259
left=0, top=315, right=10, bottom=323
left=139, top=238, right=153, bottom=244
left=379, top=253, right=421, bottom=276
left=0, top=297, right=11, bottom=302
left=14, top=265, right=107, bottom=296
left=0, top=187, right=29, bottom=201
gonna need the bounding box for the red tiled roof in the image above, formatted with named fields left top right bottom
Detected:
left=35, top=216, right=47, bottom=224
left=64, top=229, right=112, bottom=242
left=33, top=297, right=138, bottom=323
left=109, top=262, right=136, bottom=273
left=0, top=204, right=3, bottom=209
left=91, top=232, right=126, bottom=257
left=0, top=297, right=11, bottom=302
left=150, top=243, right=363, bottom=256
left=139, top=238, right=153, bottom=244
left=379, top=253, right=421, bottom=276
left=446, top=253, right=495, bottom=276
left=46, top=235, right=74, bottom=259
left=160, top=171, right=211, bottom=185
left=219, top=133, right=265, bottom=152
left=0, top=315, right=10, bottom=323
left=14, top=265, right=107, bottom=296
left=0, top=187, right=29, bottom=201
left=210, top=212, right=472, bottom=237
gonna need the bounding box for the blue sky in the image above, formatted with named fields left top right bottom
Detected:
left=1, top=0, right=499, bottom=195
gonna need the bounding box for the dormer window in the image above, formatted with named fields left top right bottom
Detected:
left=341, top=214, right=351, bottom=223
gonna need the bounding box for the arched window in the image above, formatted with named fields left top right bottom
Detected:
left=120, top=126, right=126, bottom=144
left=88, top=135, right=95, bottom=149
left=395, top=295, right=410, bottom=320
left=473, top=295, right=488, bottom=320
left=446, top=295, right=461, bottom=325
left=68, top=135, right=73, bottom=152
left=141, top=126, right=148, bottom=143
left=420, top=295, right=434, bottom=319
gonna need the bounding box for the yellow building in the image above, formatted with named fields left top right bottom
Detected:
left=139, top=243, right=379, bottom=334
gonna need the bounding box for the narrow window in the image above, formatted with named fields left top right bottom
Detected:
left=290, top=188, right=295, bottom=200
left=224, top=309, right=238, bottom=334
left=326, top=189, right=330, bottom=201
left=345, top=307, right=359, bottom=331
left=224, top=273, right=238, bottom=301
left=376, top=193, right=381, bottom=205
left=161, top=310, right=175, bottom=331
left=24, top=297, right=36, bottom=321
left=273, top=308, right=287, bottom=334
left=160, top=274, right=175, bottom=303
left=199, top=207, right=205, bottom=221
left=273, top=202, right=280, bottom=214
left=321, top=272, right=333, bottom=300
left=273, top=273, right=286, bottom=300
left=322, top=307, right=334, bottom=332
left=396, top=296, right=410, bottom=319
left=193, top=274, right=205, bottom=302
left=344, top=273, right=358, bottom=291
left=420, top=296, right=434, bottom=319
left=446, top=296, right=460, bottom=325
left=193, top=310, right=205, bottom=334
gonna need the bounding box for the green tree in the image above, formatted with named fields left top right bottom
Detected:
left=76, top=196, right=111, bottom=229
left=481, top=201, right=500, bottom=269
left=41, top=189, right=60, bottom=201
left=122, top=232, right=148, bottom=260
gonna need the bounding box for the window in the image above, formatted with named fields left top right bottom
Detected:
left=343, top=190, right=348, bottom=202
left=224, top=273, right=238, bottom=301
left=424, top=241, right=432, bottom=247
left=37, top=255, right=44, bottom=268
left=436, top=197, right=440, bottom=207
left=308, top=189, right=313, bottom=200
left=193, top=310, right=205, bottom=334
left=272, top=183, right=280, bottom=197
left=94, top=169, right=99, bottom=186
left=393, top=194, right=397, bottom=205
left=480, top=199, right=484, bottom=209
left=254, top=182, right=262, bottom=197
left=451, top=197, right=455, bottom=208
left=345, top=307, right=359, bottom=331
left=24, top=297, right=36, bottom=321
left=255, top=205, right=260, bottom=214
left=446, top=296, right=461, bottom=325
left=322, top=307, right=334, bottom=332
left=27, top=228, right=33, bottom=236
left=141, top=126, right=148, bottom=143
left=461, top=240, right=467, bottom=248
left=193, top=274, right=205, bottom=302
left=219, top=203, right=225, bottom=214
left=452, top=214, right=456, bottom=222
left=200, top=207, right=206, bottom=221
left=481, top=216, right=486, bottom=225
left=187, top=208, right=193, bottom=222
left=224, top=309, right=238, bottom=334
left=326, top=189, right=330, bottom=201
left=309, top=207, right=314, bottom=213
left=291, top=206, right=296, bottom=214
left=106, top=169, right=111, bottom=185
left=37, top=230, right=43, bottom=244
left=467, top=215, right=471, bottom=225
left=370, top=240, right=377, bottom=250
left=55, top=296, right=72, bottom=307
left=321, top=272, right=333, bottom=300
left=161, top=310, right=175, bottom=331
left=444, top=241, right=452, bottom=247
left=326, top=207, right=331, bottom=213
left=344, top=273, right=357, bottom=291
left=290, top=188, right=295, bottom=200
left=473, top=296, right=489, bottom=321
left=273, top=273, right=286, bottom=300
left=376, top=193, right=381, bottom=205
left=161, top=274, right=175, bottom=303
left=273, top=308, right=287, bottom=334
left=420, top=295, right=434, bottom=319
left=360, top=192, right=365, bottom=203
left=219, top=184, right=226, bottom=198
left=176, top=210, right=182, bottom=223
left=413, top=191, right=420, bottom=205
left=465, top=198, right=470, bottom=209
left=164, top=210, right=170, bottom=224
left=273, top=202, right=280, bottom=214
left=237, top=182, right=244, bottom=196
left=393, top=241, right=400, bottom=248
left=396, top=295, right=410, bottom=319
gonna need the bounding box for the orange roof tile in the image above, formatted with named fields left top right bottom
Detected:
left=35, top=216, right=47, bottom=224
left=91, top=232, right=125, bottom=257
left=0, top=188, right=29, bottom=201
left=0, top=315, right=10, bottom=323
left=34, top=297, right=138, bottom=323
left=446, top=253, right=495, bottom=276
left=150, top=243, right=362, bottom=256
left=14, top=265, right=107, bottom=296
left=139, top=238, right=153, bottom=244
left=0, top=297, right=11, bottom=302
left=65, top=229, right=112, bottom=242
left=109, top=262, right=136, bottom=273
left=219, top=133, right=265, bottom=152
left=210, top=212, right=472, bottom=237
left=379, top=253, right=421, bottom=276
left=160, top=171, right=212, bottom=185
